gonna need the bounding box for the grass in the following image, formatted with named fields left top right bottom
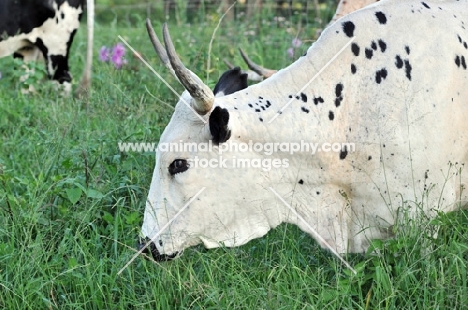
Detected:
left=1, top=5, right=468, bottom=309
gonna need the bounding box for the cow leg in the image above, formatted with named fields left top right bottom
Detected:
left=49, top=53, right=73, bottom=94
left=10, top=42, right=43, bottom=94
left=34, top=37, right=73, bottom=94
left=13, top=44, right=44, bottom=62
left=49, top=54, right=72, bottom=83
left=52, top=27, right=80, bottom=84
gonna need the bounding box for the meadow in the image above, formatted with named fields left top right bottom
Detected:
left=1, top=2, right=468, bottom=308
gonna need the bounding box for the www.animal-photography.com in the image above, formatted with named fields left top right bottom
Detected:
left=1, top=0, right=468, bottom=308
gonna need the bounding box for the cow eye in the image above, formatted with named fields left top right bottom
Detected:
left=168, top=159, right=189, bottom=175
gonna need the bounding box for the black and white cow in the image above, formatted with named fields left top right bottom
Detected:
left=0, top=0, right=88, bottom=92
left=139, top=0, right=468, bottom=261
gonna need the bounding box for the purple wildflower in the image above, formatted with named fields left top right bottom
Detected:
left=292, top=38, right=302, bottom=48
left=111, top=43, right=126, bottom=69
left=111, top=53, right=127, bottom=69
left=99, top=43, right=127, bottom=69
left=99, top=46, right=110, bottom=62
left=287, top=47, right=294, bottom=59
left=112, top=43, right=126, bottom=58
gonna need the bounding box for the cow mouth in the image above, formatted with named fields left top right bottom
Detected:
left=137, top=237, right=178, bottom=261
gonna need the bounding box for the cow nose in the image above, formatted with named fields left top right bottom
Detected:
left=137, top=237, right=178, bottom=261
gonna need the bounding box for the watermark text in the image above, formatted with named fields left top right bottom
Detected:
left=118, top=140, right=355, bottom=155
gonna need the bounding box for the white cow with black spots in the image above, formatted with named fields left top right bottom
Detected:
left=139, top=0, right=468, bottom=260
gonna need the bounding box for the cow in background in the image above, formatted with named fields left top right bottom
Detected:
left=0, top=0, right=93, bottom=95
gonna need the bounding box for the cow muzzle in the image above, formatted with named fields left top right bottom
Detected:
left=137, top=237, right=178, bottom=261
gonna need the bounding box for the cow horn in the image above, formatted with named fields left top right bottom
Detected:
left=162, top=23, right=214, bottom=115
left=239, top=48, right=277, bottom=79
left=145, top=19, right=177, bottom=78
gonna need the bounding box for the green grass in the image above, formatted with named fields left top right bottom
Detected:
left=1, top=7, right=468, bottom=309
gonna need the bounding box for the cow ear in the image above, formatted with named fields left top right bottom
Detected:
left=209, top=106, right=231, bottom=145
left=213, top=67, right=248, bottom=97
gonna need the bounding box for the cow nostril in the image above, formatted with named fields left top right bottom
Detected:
left=137, top=237, right=178, bottom=261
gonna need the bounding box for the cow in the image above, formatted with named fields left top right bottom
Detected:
left=138, top=0, right=468, bottom=261
left=0, top=0, right=93, bottom=94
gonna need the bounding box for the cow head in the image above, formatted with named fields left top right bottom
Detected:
left=141, top=22, right=288, bottom=260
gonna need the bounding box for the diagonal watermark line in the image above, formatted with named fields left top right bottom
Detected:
left=268, top=37, right=356, bottom=124
left=118, top=187, right=206, bottom=275
left=269, top=187, right=357, bottom=275
left=118, top=36, right=207, bottom=124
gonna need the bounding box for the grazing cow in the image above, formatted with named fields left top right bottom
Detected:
left=139, top=0, right=468, bottom=261
left=0, top=0, right=90, bottom=93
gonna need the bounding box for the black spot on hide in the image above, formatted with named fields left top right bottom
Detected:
left=421, top=2, right=430, bottom=9
left=375, top=68, right=388, bottom=84
left=335, top=83, right=344, bottom=97
left=405, top=46, right=411, bottom=55
left=351, top=43, right=360, bottom=56
left=339, top=146, right=348, bottom=160
left=404, top=60, right=412, bottom=80
left=375, top=12, right=387, bottom=24
left=378, top=39, right=387, bottom=52
left=395, top=55, right=403, bottom=68
left=314, top=97, right=324, bottom=105
left=342, top=21, right=355, bottom=37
